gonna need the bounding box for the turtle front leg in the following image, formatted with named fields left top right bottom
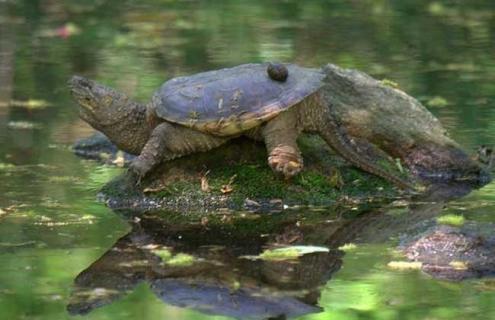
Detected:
left=262, top=111, right=303, bottom=179
left=129, top=122, right=169, bottom=181
left=129, top=122, right=229, bottom=182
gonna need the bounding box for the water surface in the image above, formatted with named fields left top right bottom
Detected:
left=1, top=1, right=495, bottom=319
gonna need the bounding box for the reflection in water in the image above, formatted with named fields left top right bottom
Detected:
left=0, top=3, right=16, bottom=105
left=67, top=210, right=344, bottom=319
left=0, top=2, right=16, bottom=145
left=68, top=183, right=487, bottom=319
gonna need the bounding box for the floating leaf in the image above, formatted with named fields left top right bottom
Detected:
left=426, top=96, right=449, bottom=107
left=0, top=240, right=37, bottom=248
left=7, top=121, right=42, bottom=130
left=0, top=163, right=15, bottom=170
left=8, top=99, right=52, bottom=109
left=151, top=248, right=196, bottom=267
left=254, top=245, right=330, bottom=261
left=48, top=176, right=80, bottom=183
left=387, top=261, right=422, bottom=270
left=437, top=214, right=465, bottom=227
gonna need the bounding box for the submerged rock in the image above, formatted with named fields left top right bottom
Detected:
left=73, top=132, right=135, bottom=166
left=403, top=224, right=495, bottom=280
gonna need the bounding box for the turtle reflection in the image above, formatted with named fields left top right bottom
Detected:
left=67, top=208, right=352, bottom=319
left=67, top=183, right=494, bottom=319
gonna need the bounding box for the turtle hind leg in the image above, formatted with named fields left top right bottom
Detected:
left=313, top=99, right=415, bottom=190
left=261, top=108, right=303, bottom=179
left=129, top=122, right=228, bottom=182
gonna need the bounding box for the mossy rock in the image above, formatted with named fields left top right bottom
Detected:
left=98, top=135, right=403, bottom=213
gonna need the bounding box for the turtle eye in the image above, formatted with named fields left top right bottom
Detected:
left=102, top=96, right=113, bottom=107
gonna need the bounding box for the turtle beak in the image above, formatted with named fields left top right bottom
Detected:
left=68, top=76, right=94, bottom=94
left=68, top=76, right=100, bottom=117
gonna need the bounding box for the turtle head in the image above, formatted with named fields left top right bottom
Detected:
left=68, top=76, right=131, bottom=127
left=69, top=76, right=151, bottom=154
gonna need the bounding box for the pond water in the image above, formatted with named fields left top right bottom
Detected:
left=1, top=1, right=495, bottom=319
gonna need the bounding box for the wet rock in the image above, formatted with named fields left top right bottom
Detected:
left=96, top=136, right=400, bottom=213
left=73, top=132, right=135, bottom=165
left=403, top=224, right=495, bottom=280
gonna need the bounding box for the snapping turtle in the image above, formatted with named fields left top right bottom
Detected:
left=69, top=63, right=412, bottom=189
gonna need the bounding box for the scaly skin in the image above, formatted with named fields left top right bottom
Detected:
left=68, top=76, right=228, bottom=180
left=253, top=92, right=414, bottom=189
left=299, top=93, right=415, bottom=190
left=69, top=75, right=414, bottom=189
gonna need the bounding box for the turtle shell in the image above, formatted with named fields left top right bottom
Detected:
left=151, top=63, right=325, bottom=136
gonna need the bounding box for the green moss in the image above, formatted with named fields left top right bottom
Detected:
left=152, top=248, right=172, bottom=261
left=99, top=173, right=142, bottom=199
left=103, top=161, right=397, bottom=210
left=296, top=171, right=334, bottom=193
left=151, top=248, right=195, bottom=267
left=101, top=135, right=402, bottom=211
left=437, top=214, right=465, bottom=227
left=207, top=165, right=394, bottom=207
left=166, top=253, right=195, bottom=266
left=209, top=164, right=288, bottom=200
left=381, top=78, right=400, bottom=89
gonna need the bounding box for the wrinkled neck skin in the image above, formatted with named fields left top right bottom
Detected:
left=86, top=99, right=152, bottom=155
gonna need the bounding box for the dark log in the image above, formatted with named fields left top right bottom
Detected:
left=321, top=64, right=488, bottom=182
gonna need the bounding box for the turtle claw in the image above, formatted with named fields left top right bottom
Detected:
left=268, top=145, right=304, bottom=179
left=128, top=160, right=152, bottom=186
left=126, top=167, right=143, bottom=186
